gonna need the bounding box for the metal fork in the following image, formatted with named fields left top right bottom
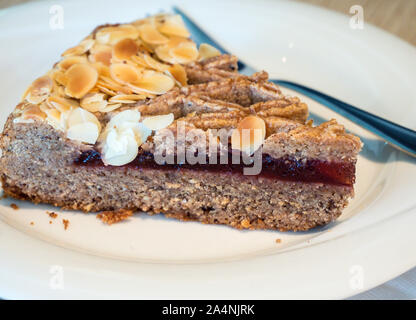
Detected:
left=173, top=6, right=416, bottom=157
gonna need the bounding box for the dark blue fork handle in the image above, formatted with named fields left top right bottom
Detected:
left=273, top=80, right=416, bottom=157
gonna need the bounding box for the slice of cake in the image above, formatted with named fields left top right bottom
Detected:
left=0, top=14, right=362, bottom=231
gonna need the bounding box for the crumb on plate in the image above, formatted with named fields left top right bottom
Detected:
left=62, top=219, right=69, bottom=230
left=97, top=209, right=134, bottom=225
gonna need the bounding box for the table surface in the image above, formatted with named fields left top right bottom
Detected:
left=0, top=0, right=415, bottom=300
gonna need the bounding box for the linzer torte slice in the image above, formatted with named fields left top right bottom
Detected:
left=0, top=13, right=362, bottom=231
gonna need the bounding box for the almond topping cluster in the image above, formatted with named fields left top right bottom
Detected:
left=15, top=14, right=220, bottom=149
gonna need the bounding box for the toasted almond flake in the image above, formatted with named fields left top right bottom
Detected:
left=142, top=53, right=170, bottom=71
left=99, top=103, right=123, bottom=113
left=139, top=24, right=169, bottom=45
left=62, top=45, right=85, bottom=57
left=65, top=63, right=98, bottom=98
left=154, top=45, right=174, bottom=64
left=50, top=70, right=68, bottom=86
left=61, top=39, right=94, bottom=57
left=109, top=94, right=146, bottom=104
left=25, top=75, right=53, bottom=104
left=46, top=96, right=76, bottom=113
left=110, top=63, right=141, bottom=85
left=20, top=104, right=47, bottom=121
left=96, top=25, right=140, bottom=45
left=96, top=84, right=117, bottom=96
left=142, top=113, right=174, bottom=131
left=170, top=41, right=199, bottom=64
left=91, top=48, right=113, bottom=66
left=168, top=64, right=187, bottom=86
left=97, top=78, right=132, bottom=94
left=44, top=108, right=65, bottom=130
left=157, top=15, right=190, bottom=38
left=130, top=55, right=150, bottom=68
left=80, top=92, right=108, bottom=112
left=58, top=56, right=88, bottom=70
left=198, top=43, right=221, bottom=60
left=129, top=70, right=174, bottom=95
left=113, top=38, right=139, bottom=61
left=231, top=115, right=266, bottom=154
left=90, top=63, right=111, bottom=77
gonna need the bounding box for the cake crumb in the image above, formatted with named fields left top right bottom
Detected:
left=97, top=209, right=133, bottom=225
left=10, top=203, right=19, bottom=210
left=30, top=221, right=34, bottom=226
left=46, top=211, right=58, bottom=219
left=275, top=238, right=282, bottom=244
left=240, top=218, right=251, bottom=229
left=49, top=221, right=52, bottom=224
left=62, top=219, right=70, bottom=230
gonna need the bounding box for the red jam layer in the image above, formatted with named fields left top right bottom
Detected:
left=74, top=150, right=356, bottom=186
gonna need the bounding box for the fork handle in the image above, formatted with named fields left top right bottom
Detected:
left=272, top=80, right=416, bottom=157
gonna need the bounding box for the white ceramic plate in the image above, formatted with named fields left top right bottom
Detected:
left=0, top=0, right=415, bottom=299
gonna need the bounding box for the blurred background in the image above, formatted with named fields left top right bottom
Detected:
left=1, top=0, right=415, bottom=46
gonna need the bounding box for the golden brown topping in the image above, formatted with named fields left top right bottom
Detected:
left=110, top=63, right=142, bottom=85
left=139, top=23, right=169, bottom=45
left=168, top=64, right=187, bottom=86
left=128, top=70, right=175, bottom=95
left=156, top=14, right=190, bottom=38
left=96, top=25, right=139, bottom=45
left=24, top=75, right=53, bottom=104
left=198, top=43, right=221, bottom=60
left=65, top=63, right=98, bottom=98
left=113, top=38, right=139, bottom=61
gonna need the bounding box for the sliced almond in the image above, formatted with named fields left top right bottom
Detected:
left=62, top=39, right=94, bottom=57
left=109, top=94, right=146, bottom=104
left=107, top=109, right=141, bottom=129
left=67, top=107, right=101, bottom=130
left=110, top=63, right=142, bottom=85
left=65, top=63, right=98, bottom=98
left=50, top=69, right=68, bottom=86
left=96, top=25, right=140, bottom=45
left=168, top=64, right=187, bottom=86
left=170, top=41, right=199, bottom=64
left=142, top=53, right=170, bottom=71
left=154, top=44, right=174, bottom=64
left=198, top=43, right=221, bottom=60
left=96, top=84, right=117, bottom=96
left=99, top=103, right=122, bottom=113
left=58, top=56, right=88, bottom=70
left=46, top=96, right=77, bottom=113
left=231, top=115, right=266, bottom=155
left=157, top=15, right=190, bottom=38
left=66, top=107, right=101, bottom=144
left=129, top=70, right=174, bottom=95
left=25, top=75, right=53, bottom=104
left=44, top=108, right=65, bottom=130
left=67, top=122, right=100, bottom=145
left=113, top=38, right=139, bottom=61
left=139, top=24, right=169, bottom=45
left=130, top=55, right=151, bottom=68
left=90, top=63, right=111, bottom=77
left=101, top=129, right=139, bottom=166
left=142, top=113, right=174, bottom=131
left=90, top=44, right=113, bottom=66
left=20, top=104, right=47, bottom=121
left=80, top=92, right=108, bottom=112
left=97, top=77, right=132, bottom=95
